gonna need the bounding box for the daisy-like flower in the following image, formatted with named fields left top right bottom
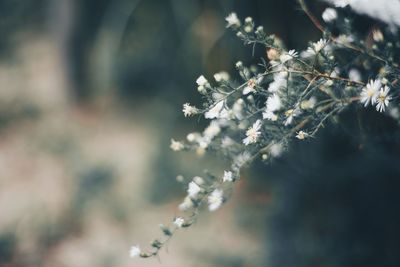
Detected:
left=182, top=103, right=198, bottom=117
left=243, top=79, right=257, bottom=95
left=243, top=120, right=262, bottom=145
left=205, top=101, right=226, bottom=119
left=170, top=139, right=184, bottom=151
left=313, top=38, right=328, bottom=53
left=266, top=94, right=282, bottom=112
left=360, top=79, right=381, bottom=107
left=322, top=8, right=338, bottom=22
left=284, top=108, right=301, bottom=126
left=129, top=246, right=141, bottom=258
left=296, top=131, right=309, bottom=140
left=208, top=189, right=223, bottom=211
left=187, top=181, right=201, bottom=198
left=307, top=39, right=327, bottom=55
left=223, top=170, right=234, bottom=182
left=375, top=86, right=391, bottom=112
left=225, top=12, right=241, bottom=28
left=279, top=49, right=298, bottom=63
left=173, top=217, right=185, bottom=228
left=263, top=110, right=278, bottom=121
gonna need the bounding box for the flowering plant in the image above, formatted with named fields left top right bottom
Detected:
left=131, top=0, right=400, bottom=259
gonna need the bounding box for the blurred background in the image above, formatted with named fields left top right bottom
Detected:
left=0, top=0, right=399, bottom=266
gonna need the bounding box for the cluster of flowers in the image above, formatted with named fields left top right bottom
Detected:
left=131, top=2, right=400, bottom=259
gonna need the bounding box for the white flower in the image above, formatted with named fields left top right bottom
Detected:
left=225, top=12, right=241, bottom=28
left=280, top=49, right=298, bottom=63
left=205, top=101, right=226, bottom=119
left=372, top=29, right=384, bottom=42
left=179, top=196, right=193, bottom=211
left=232, top=99, right=245, bottom=119
left=266, top=94, right=282, bottom=112
left=313, top=38, right=328, bottom=53
left=214, top=71, right=230, bottom=82
left=284, top=108, right=301, bottom=126
left=173, top=217, right=185, bottom=228
left=300, top=97, right=317, bottom=110
left=235, top=61, right=243, bottom=69
left=360, top=79, right=381, bottom=107
left=322, top=8, right=338, bottom=22
left=268, top=72, right=287, bottom=92
left=296, top=131, right=309, bottom=140
left=187, top=181, right=201, bottom=197
left=243, top=79, right=257, bottom=95
left=263, top=110, right=278, bottom=121
left=208, top=189, right=223, bottom=211
left=129, top=246, right=141, bottom=258
left=170, top=139, right=184, bottom=151
left=186, top=132, right=201, bottom=142
left=243, top=120, right=262, bottom=145
left=196, top=75, right=208, bottom=86
left=375, top=86, right=391, bottom=112
left=223, top=170, right=234, bottom=182
left=270, top=143, right=283, bottom=157
left=348, top=68, right=362, bottom=82
left=182, top=103, right=198, bottom=117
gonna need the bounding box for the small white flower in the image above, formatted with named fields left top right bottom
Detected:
left=208, top=189, right=223, bottom=211
left=203, top=121, right=221, bottom=140
left=372, top=29, right=384, bottom=42
left=235, top=61, right=243, bottom=69
left=268, top=72, right=287, bottom=92
left=284, top=108, right=301, bottom=126
left=296, top=131, right=309, bottom=140
left=322, top=8, right=338, bottom=22
left=225, top=12, right=241, bottom=28
left=196, top=75, right=208, bottom=86
left=193, top=176, right=204, bottom=185
left=375, top=86, right=391, bottom=112
left=360, top=79, right=381, bottom=107
left=179, top=196, right=193, bottom=211
left=280, top=49, right=298, bottom=63
left=270, top=143, right=283, bottom=158
left=348, top=68, right=362, bottom=82
left=170, top=139, right=184, bottom=151
left=182, top=103, right=198, bottom=117
left=243, top=120, right=262, bottom=145
left=263, top=110, right=278, bottom=121
left=187, top=181, right=201, bottom=197
left=223, top=170, right=234, bottom=182
left=243, top=79, right=257, bottom=95
left=186, top=132, right=201, bottom=142
left=266, top=94, right=282, bottom=112
left=205, top=101, right=226, bottom=119
left=214, top=71, right=230, bottom=82
left=173, top=217, right=185, bottom=228
left=313, top=38, right=328, bottom=53
left=129, top=246, right=141, bottom=258
left=300, top=97, right=317, bottom=110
